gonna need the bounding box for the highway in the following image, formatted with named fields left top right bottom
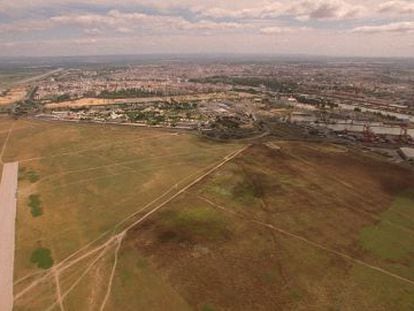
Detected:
left=16, top=68, right=64, bottom=85
left=0, top=162, right=19, bottom=311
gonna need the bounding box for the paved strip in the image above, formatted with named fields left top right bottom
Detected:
left=0, top=162, right=19, bottom=311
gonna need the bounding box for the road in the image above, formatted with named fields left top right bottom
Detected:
left=0, top=162, right=19, bottom=311
left=16, top=68, right=64, bottom=85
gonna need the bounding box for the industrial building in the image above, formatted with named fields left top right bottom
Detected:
left=399, top=147, right=414, bottom=161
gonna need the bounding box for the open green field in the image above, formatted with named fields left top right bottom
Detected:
left=0, top=68, right=49, bottom=89
left=1, top=118, right=413, bottom=310
left=3, top=119, right=241, bottom=310
left=105, top=143, right=414, bottom=311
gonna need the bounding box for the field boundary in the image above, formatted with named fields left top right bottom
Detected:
left=0, top=123, right=13, bottom=164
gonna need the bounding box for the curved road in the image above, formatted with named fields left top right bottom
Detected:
left=0, top=162, right=19, bottom=311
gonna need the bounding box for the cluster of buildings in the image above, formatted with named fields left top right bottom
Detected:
left=6, top=60, right=411, bottom=164
left=38, top=90, right=261, bottom=132
left=35, top=67, right=232, bottom=102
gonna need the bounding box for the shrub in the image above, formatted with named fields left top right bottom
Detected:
left=30, top=247, right=54, bottom=269
left=28, top=194, right=43, bottom=217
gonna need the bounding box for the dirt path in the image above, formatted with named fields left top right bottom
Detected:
left=45, top=244, right=113, bottom=311
left=99, top=234, right=124, bottom=311
left=15, top=145, right=250, bottom=304
left=53, top=268, right=65, bottom=311
left=0, top=162, right=19, bottom=311
left=17, top=152, right=234, bottom=292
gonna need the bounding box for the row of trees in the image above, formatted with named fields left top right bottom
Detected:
left=190, top=76, right=298, bottom=93
left=97, top=88, right=164, bottom=99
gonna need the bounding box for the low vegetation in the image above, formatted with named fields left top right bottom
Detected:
left=359, top=191, right=414, bottom=262
left=9, top=118, right=241, bottom=310
left=7, top=118, right=414, bottom=310
left=19, top=168, right=40, bottom=183
left=117, top=142, right=414, bottom=310
left=156, top=206, right=229, bottom=244
left=190, top=76, right=298, bottom=93
left=30, top=247, right=54, bottom=269
left=98, top=88, right=164, bottom=99
left=28, top=194, right=42, bottom=217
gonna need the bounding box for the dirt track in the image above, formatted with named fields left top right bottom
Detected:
left=0, top=162, right=18, bottom=311
left=14, top=146, right=249, bottom=307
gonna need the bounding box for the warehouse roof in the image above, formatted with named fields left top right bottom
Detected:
left=400, top=147, right=414, bottom=160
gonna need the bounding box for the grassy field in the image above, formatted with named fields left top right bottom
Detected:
left=2, top=118, right=413, bottom=310
left=3, top=119, right=240, bottom=310
left=98, top=142, right=414, bottom=311
left=0, top=68, right=49, bottom=89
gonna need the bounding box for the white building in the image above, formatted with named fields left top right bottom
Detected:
left=400, top=147, right=414, bottom=161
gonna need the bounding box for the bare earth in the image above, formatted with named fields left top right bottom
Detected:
left=0, top=162, right=18, bottom=311
left=0, top=87, right=26, bottom=106
left=44, top=92, right=254, bottom=109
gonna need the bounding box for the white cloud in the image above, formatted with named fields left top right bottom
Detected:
left=197, top=3, right=285, bottom=19
left=84, top=28, right=102, bottom=35
left=197, top=0, right=364, bottom=21
left=51, top=10, right=249, bottom=35
left=289, top=0, right=364, bottom=21
left=378, top=1, right=414, bottom=15
left=260, top=26, right=309, bottom=34
left=1, top=28, right=413, bottom=58
left=115, top=27, right=133, bottom=34
left=179, top=20, right=245, bottom=31
left=0, top=0, right=413, bottom=57
left=0, top=19, right=53, bottom=33
left=352, top=21, right=414, bottom=33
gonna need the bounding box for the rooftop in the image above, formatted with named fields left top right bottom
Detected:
left=400, top=147, right=414, bottom=159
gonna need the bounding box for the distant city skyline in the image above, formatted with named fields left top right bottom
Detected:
left=0, top=0, right=413, bottom=57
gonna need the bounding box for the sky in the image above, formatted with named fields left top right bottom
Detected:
left=0, top=0, right=413, bottom=57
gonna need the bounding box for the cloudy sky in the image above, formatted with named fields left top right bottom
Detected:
left=0, top=0, right=413, bottom=57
